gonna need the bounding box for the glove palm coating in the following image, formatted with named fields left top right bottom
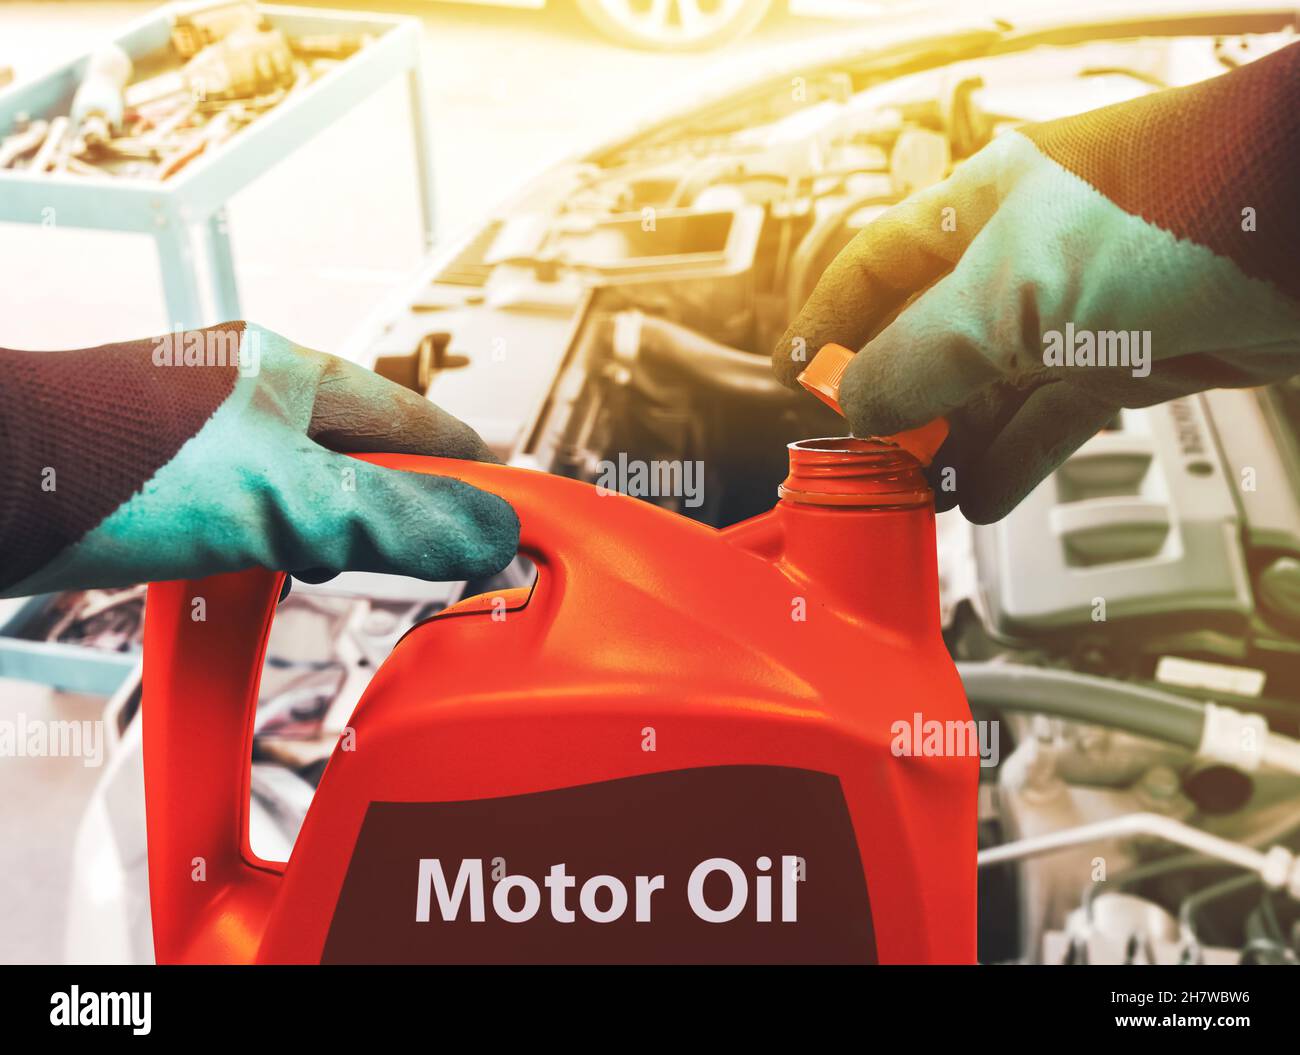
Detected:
left=0, top=322, right=519, bottom=596
left=775, top=42, right=1300, bottom=523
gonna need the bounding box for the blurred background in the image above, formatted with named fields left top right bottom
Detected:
left=0, top=0, right=905, bottom=352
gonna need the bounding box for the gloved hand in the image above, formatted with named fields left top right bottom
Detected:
left=774, top=41, right=1300, bottom=523
left=0, top=322, right=519, bottom=597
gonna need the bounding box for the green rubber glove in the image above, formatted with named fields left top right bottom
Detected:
left=0, top=322, right=519, bottom=597
left=774, top=42, right=1300, bottom=523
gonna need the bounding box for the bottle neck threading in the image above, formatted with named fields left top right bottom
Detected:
left=778, top=437, right=933, bottom=509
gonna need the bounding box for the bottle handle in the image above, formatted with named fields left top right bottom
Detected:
left=141, top=454, right=588, bottom=962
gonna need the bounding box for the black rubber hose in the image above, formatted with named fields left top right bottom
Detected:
left=957, top=662, right=1207, bottom=749
left=629, top=315, right=800, bottom=404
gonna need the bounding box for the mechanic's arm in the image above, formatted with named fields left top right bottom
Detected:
left=774, top=41, right=1300, bottom=523
left=0, top=322, right=519, bottom=597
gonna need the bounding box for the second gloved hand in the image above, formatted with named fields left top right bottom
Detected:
left=774, top=42, right=1300, bottom=522
left=0, top=322, right=519, bottom=596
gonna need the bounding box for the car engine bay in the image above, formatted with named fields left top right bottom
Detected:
left=35, top=14, right=1300, bottom=964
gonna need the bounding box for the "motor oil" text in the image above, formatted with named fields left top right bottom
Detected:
left=415, top=856, right=803, bottom=924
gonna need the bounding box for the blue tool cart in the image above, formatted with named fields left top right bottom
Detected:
left=0, top=4, right=439, bottom=696
left=0, top=3, right=438, bottom=329
left=0, top=594, right=140, bottom=696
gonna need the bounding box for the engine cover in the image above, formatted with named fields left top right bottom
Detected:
left=973, top=395, right=1266, bottom=641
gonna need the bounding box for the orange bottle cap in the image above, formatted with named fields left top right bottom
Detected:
left=796, top=342, right=855, bottom=415
left=797, top=343, right=948, bottom=467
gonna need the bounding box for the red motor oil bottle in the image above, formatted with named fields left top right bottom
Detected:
left=142, top=438, right=976, bottom=964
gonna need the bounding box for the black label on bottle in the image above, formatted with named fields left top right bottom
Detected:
left=322, top=765, right=874, bottom=964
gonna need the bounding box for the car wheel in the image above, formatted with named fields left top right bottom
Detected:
left=575, top=0, right=772, bottom=50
